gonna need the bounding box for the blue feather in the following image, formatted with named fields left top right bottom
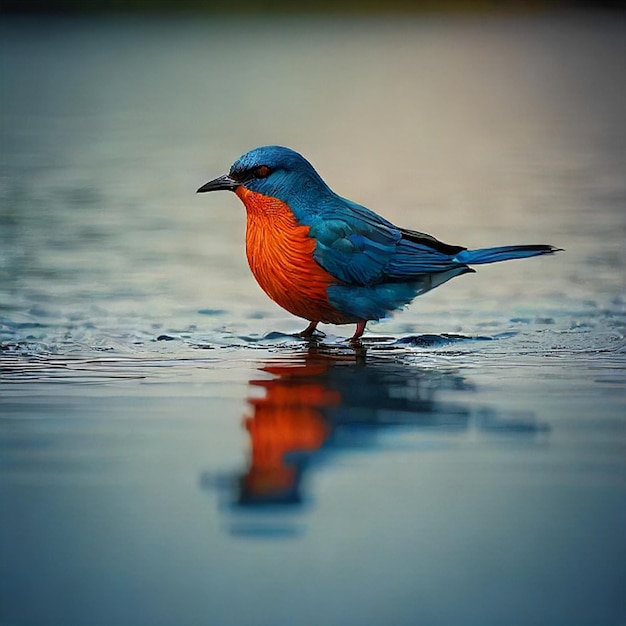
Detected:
left=455, top=245, right=560, bottom=265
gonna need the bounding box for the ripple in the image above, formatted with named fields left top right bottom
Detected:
left=394, top=331, right=518, bottom=348
left=236, top=331, right=302, bottom=344
left=197, top=308, right=227, bottom=316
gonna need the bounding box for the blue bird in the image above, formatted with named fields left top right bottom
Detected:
left=198, top=146, right=560, bottom=340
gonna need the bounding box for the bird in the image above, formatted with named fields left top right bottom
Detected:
left=197, top=146, right=560, bottom=341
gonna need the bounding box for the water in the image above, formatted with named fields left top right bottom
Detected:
left=1, top=12, right=625, bottom=626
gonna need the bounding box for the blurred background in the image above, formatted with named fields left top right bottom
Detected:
left=2, top=0, right=624, bottom=12
left=1, top=2, right=624, bottom=343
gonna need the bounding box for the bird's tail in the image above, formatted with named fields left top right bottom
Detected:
left=455, top=244, right=561, bottom=266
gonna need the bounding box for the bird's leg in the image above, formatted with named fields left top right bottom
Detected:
left=349, top=321, right=367, bottom=342
left=296, top=320, right=320, bottom=338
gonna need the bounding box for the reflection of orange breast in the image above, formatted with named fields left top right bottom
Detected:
left=242, top=365, right=338, bottom=499
left=236, top=187, right=351, bottom=324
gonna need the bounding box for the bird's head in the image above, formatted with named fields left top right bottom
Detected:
left=197, top=146, right=328, bottom=201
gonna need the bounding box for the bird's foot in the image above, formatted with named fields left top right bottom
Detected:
left=347, top=321, right=367, bottom=343
left=294, top=321, right=325, bottom=339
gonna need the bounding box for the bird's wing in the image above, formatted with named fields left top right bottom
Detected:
left=306, top=196, right=467, bottom=285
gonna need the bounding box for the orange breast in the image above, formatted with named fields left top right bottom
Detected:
left=236, top=187, right=351, bottom=324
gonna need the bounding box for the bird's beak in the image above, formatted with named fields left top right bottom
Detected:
left=196, top=174, right=240, bottom=193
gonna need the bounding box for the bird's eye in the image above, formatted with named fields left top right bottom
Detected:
left=253, top=165, right=271, bottom=179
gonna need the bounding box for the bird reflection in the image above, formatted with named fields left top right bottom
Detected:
left=239, top=355, right=336, bottom=506
left=202, top=344, right=547, bottom=536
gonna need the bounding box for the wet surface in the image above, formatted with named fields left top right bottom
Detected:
left=1, top=12, right=625, bottom=626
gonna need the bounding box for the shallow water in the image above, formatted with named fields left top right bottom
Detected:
left=1, top=12, right=625, bottom=626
